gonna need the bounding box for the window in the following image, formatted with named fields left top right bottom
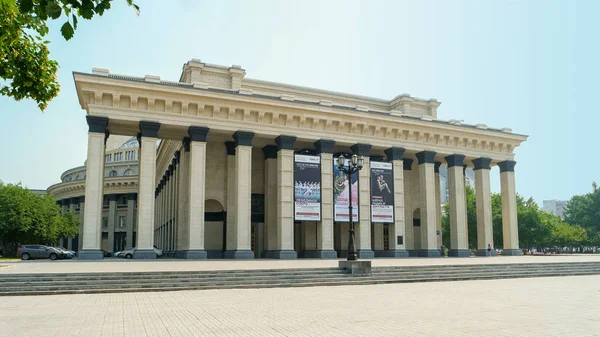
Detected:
left=105, top=154, right=112, bottom=162
left=125, top=150, right=135, bottom=161
left=102, top=217, right=108, bottom=229
left=108, top=170, right=118, bottom=177
left=114, top=152, right=122, bottom=161
left=119, top=216, right=127, bottom=228
left=123, top=168, right=134, bottom=176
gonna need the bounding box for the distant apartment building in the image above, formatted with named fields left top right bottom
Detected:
left=542, top=200, right=567, bottom=219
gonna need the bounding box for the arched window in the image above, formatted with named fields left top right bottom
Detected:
left=123, top=169, right=134, bottom=176
left=108, top=170, right=118, bottom=177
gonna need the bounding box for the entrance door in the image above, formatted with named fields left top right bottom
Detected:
left=383, top=224, right=390, bottom=251
left=114, top=232, right=127, bottom=252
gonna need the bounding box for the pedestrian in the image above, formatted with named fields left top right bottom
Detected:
left=487, top=244, right=492, bottom=257
left=441, top=244, right=446, bottom=257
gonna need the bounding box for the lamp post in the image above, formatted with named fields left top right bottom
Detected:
left=337, top=153, right=364, bottom=261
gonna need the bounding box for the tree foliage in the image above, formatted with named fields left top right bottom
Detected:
left=563, top=181, right=600, bottom=246
left=0, top=0, right=138, bottom=110
left=0, top=181, right=79, bottom=256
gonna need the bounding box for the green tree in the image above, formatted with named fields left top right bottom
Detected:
left=0, top=0, right=139, bottom=110
left=0, top=181, right=78, bottom=256
left=564, top=182, right=600, bottom=232
left=549, top=221, right=588, bottom=249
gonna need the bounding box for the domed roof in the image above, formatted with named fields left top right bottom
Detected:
left=119, top=137, right=140, bottom=149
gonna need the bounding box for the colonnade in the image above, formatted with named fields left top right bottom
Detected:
left=79, top=115, right=521, bottom=259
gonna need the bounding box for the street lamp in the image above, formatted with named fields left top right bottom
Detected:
left=337, top=153, right=364, bottom=261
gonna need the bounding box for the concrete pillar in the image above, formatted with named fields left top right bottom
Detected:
left=499, top=160, right=522, bottom=255
left=351, top=143, right=374, bottom=259
left=416, top=151, right=441, bottom=257
left=126, top=193, right=135, bottom=249
left=225, top=141, right=237, bottom=254
left=134, top=121, right=160, bottom=259
left=78, top=196, right=85, bottom=251
left=176, top=143, right=190, bottom=255
left=445, top=154, right=469, bottom=257
left=107, top=194, right=116, bottom=253
left=434, top=162, right=443, bottom=250
left=402, top=159, right=415, bottom=256
left=181, top=126, right=209, bottom=259
left=79, top=116, right=108, bottom=260
left=312, top=139, right=337, bottom=258
left=224, top=131, right=255, bottom=259
left=383, top=147, right=409, bottom=257
left=172, top=155, right=179, bottom=255
left=473, top=158, right=495, bottom=256
left=262, top=145, right=278, bottom=257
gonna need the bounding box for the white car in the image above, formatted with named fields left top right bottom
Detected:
left=121, top=247, right=163, bottom=259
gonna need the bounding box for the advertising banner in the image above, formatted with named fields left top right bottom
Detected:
left=370, top=161, right=394, bottom=223
left=294, top=155, right=321, bottom=221
left=333, top=157, right=359, bottom=222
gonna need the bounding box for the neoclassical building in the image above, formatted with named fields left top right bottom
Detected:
left=72, top=59, right=527, bottom=259
left=47, top=136, right=140, bottom=253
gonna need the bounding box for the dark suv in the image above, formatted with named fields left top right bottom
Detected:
left=18, top=245, right=65, bottom=260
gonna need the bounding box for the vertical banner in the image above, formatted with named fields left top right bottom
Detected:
left=370, top=161, right=394, bottom=223
left=294, top=155, right=321, bottom=221
left=333, top=157, right=359, bottom=222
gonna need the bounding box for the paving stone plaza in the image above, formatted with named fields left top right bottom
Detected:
left=1, top=273, right=598, bottom=336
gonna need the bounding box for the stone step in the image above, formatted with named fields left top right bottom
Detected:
left=2, top=269, right=599, bottom=296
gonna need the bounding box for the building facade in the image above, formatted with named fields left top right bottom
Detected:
left=71, top=59, right=527, bottom=259
left=542, top=200, right=567, bottom=219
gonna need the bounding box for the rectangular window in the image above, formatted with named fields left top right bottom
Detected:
left=105, top=154, right=112, bottom=162
left=102, top=217, right=108, bottom=229
left=119, top=216, right=127, bottom=228
left=114, top=152, right=122, bottom=161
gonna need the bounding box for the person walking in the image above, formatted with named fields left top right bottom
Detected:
left=487, top=244, right=492, bottom=257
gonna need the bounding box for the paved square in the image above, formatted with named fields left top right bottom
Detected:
left=1, top=275, right=599, bottom=336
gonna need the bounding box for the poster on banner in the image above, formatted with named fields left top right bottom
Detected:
left=333, top=157, right=359, bottom=222
left=370, top=161, right=394, bottom=223
left=294, top=155, right=321, bottom=221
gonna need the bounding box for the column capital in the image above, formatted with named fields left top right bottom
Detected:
left=314, top=139, right=336, bottom=154
left=86, top=116, right=108, bottom=133
left=498, top=160, right=516, bottom=172
left=174, top=151, right=181, bottom=164
left=225, top=141, right=236, bottom=155
left=275, top=135, right=296, bottom=150
left=403, top=158, right=414, bottom=170
left=182, top=137, right=191, bottom=152
left=139, top=121, right=160, bottom=138
left=351, top=143, right=372, bottom=157
left=233, top=131, right=254, bottom=147
left=416, top=151, right=436, bottom=164
left=384, top=147, right=405, bottom=161
left=188, top=126, right=209, bottom=142
left=445, top=154, right=465, bottom=167
left=434, top=162, right=442, bottom=173
left=472, top=157, right=492, bottom=170
left=262, top=145, right=278, bottom=159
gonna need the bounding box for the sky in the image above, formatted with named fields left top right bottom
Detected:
left=0, top=0, right=598, bottom=204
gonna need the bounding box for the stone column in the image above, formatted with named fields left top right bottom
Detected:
left=172, top=155, right=179, bottom=255
left=181, top=126, right=209, bottom=259
left=107, top=194, right=116, bottom=253
left=416, top=151, right=441, bottom=257
left=383, top=147, right=409, bottom=257
left=473, top=158, right=495, bottom=256
left=224, top=131, right=255, bottom=259
left=126, top=193, right=135, bottom=249
left=269, top=135, right=297, bottom=259
left=68, top=198, right=77, bottom=250
left=262, top=145, right=278, bottom=258
left=176, top=142, right=190, bottom=256
left=351, top=143, right=374, bottom=259
left=402, top=159, right=415, bottom=256
left=434, top=162, right=443, bottom=250
left=312, top=139, right=337, bottom=258
left=78, top=196, right=85, bottom=251
left=167, top=165, right=173, bottom=252
left=134, top=121, right=160, bottom=259
left=79, top=116, right=108, bottom=260
left=225, top=141, right=237, bottom=255
left=445, top=154, right=469, bottom=257
left=499, top=160, right=522, bottom=255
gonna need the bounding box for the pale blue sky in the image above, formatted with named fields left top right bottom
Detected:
left=0, top=0, right=597, bottom=203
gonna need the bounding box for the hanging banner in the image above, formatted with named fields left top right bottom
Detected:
left=333, top=157, right=359, bottom=222
left=294, top=155, right=321, bottom=221
left=370, top=161, right=394, bottom=223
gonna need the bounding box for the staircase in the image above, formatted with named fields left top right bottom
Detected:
left=1, top=261, right=599, bottom=296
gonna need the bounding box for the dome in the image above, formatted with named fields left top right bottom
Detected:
left=119, top=137, right=140, bottom=149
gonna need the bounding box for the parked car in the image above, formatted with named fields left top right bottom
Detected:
left=17, top=245, right=65, bottom=260
left=102, top=250, right=112, bottom=257
left=121, top=246, right=163, bottom=259
left=57, top=247, right=76, bottom=259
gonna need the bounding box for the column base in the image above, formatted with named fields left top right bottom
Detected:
left=78, top=249, right=104, bottom=260
left=133, top=249, right=157, bottom=259
left=501, top=249, right=523, bottom=256
left=206, top=250, right=225, bottom=259
left=357, top=249, right=375, bottom=259
left=408, top=250, right=419, bottom=257
left=224, top=250, right=254, bottom=259
left=375, top=249, right=410, bottom=258
left=263, top=250, right=297, bottom=259
left=418, top=249, right=442, bottom=257
left=301, top=250, right=338, bottom=259
left=475, top=249, right=498, bottom=257
left=448, top=249, right=471, bottom=257
left=178, top=249, right=208, bottom=259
